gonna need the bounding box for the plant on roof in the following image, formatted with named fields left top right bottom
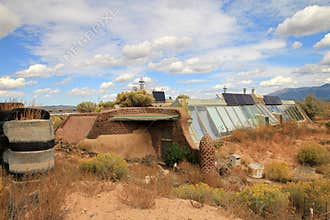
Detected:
left=77, top=101, right=97, bottom=113
left=115, top=89, right=154, bottom=107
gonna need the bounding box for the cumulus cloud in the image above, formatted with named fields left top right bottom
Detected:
left=122, top=41, right=152, bottom=59
left=0, top=3, right=20, bottom=38
left=241, top=80, right=252, bottom=84
left=292, top=41, right=302, bottom=49
left=16, top=63, right=64, bottom=78
left=100, top=81, right=113, bottom=91
left=69, top=87, right=96, bottom=96
left=101, top=93, right=117, bottom=100
left=114, top=73, right=135, bottom=82
left=260, top=76, right=295, bottom=86
left=34, top=88, right=60, bottom=98
left=321, top=51, right=330, bottom=65
left=82, top=54, right=122, bottom=67
left=276, top=5, right=330, bottom=36
left=152, top=36, right=192, bottom=51
left=179, top=79, right=210, bottom=84
left=0, top=76, right=35, bottom=90
left=314, top=33, right=330, bottom=49
left=0, top=90, right=24, bottom=97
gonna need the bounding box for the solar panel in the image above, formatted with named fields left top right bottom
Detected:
left=263, top=95, right=282, bottom=105
left=152, top=91, right=166, bottom=102
left=222, top=93, right=255, bottom=106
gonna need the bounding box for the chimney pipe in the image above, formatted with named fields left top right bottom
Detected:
left=251, top=88, right=255, bottom=94
left=223, top=86, right=227, bottom=94
left=243, top=88, right=247, bottom=94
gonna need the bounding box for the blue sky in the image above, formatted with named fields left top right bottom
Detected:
left=0, top=0, right=330, bottom=105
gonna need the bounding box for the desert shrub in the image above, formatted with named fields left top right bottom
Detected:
left=265, top=162, right=292, bottom=183
left=115, top=89, right=154, bottom=107
left=50, top=115, right=64, bottom=129
left=299, top=95, right=322, bottom=120
left=118, top=183, right=156, bottom=209
left=281, top=121, right=301, bottom=138
left=80, top=153, right=128, bottom=180
left=96, top=101, right=115, bottom=112
left=173, top=183, right=225, bottom=206
left=162, top=143, right=198, bottom=167
left=285, top=180, right=330, bottom=214
left=238, top=184, right=289, bottom=217
left=176, top=94, right=190, bottom=99
left=297, top=143, right=329, bottom=166
left=77, top=101, right=96, bottom=112
left=231, top=126, right=277, bottom=143
left=326, top=121, right=330, bottom=129
left=213, top=139, right=224, bottom=149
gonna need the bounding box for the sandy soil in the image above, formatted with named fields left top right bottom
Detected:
left=78, top=129, right=156, bottom=158
left=65, top=185, right=238, bottom=220
left=56, top=115, right=97, bottom=144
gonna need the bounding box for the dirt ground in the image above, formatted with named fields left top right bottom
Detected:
left=65, top=184, right=238, bottom=220
left=78, top=129, right=156, bottom=158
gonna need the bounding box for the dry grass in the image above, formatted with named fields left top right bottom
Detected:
left=0, top=156, right=82, bottom=220
left=117, top=183, right=156, bottom=209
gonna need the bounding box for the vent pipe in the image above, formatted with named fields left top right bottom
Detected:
left=243, top=88, right=247, bottom=94
left=223, top=86, right=227, bottom=94
left=139, top=77, right=145, bottom=90
left=251, top=88, right=255, bottom=94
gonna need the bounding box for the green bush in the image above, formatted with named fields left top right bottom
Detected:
left=173, top=183, right=225, bottom=206
left=80, top=153, right=128, bottom=180
left=162, top=143, right=197, bottom=167
left=77, top=101, right=97, bottom=113
left=297, top=143, right=330, bottom=166
left=299, top=95, right=322, bottom=120
left=115, top=89, right=154, bottom=107
left=285, top=180, right=330, bottom=213
left=238, top=184, right=289, bottom=217
left=265, top=162, right=292, bottom=183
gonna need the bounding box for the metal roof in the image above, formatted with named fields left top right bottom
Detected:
left=111, top=114, right=178, bottom=121
left=222, top=93, right=255, bottom=105
left=152, top=91, right=166, bottom=102
left=263, top=95, right=282, bottom=105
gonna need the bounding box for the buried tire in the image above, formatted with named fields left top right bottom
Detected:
left=3, top=119, right=55, bottom=152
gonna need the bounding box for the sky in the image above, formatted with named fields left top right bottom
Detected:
left=0, top=0, right=330, bottom=105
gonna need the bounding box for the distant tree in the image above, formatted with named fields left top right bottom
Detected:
left=115, top=90, right=154, bottom=107
left=177, top=94, right=190, bottom=99
left=77, top=101, right=97, bottom=113
left=299, top=95, right=322, bottom=120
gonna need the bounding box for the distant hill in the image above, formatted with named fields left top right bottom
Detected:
left=268, top=84, right=330, bottom=101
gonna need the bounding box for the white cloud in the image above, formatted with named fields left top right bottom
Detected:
left=34, top=88, right=60, bottom=98
left=179, top=79, right=210, bottom=84
left=276, top=5, right=330, bottom=36
left=100, top=81, right=113, bottom=90
left=152, top=36, right=192, bottom=51
left=292, top=41, right=302, bottom=49
left=122, top=41, right=152, bottom=59
left=114, top=73, right=135, bottom=82
left=82, top=54, right=122, bottom=67
left=16, top=63, right=63, bottom=78
left=321, top=51, right=330, bottom=65
left=69, top=87, right=95, bottom=96
left=260, top=76, right=295, bottom=86
left=314, top=33, right=330, bottom=49
left=0, top=3, right=20, bottom=38
left=101, top=93, right=117, bottom=100
left=0, top=90, right=24, bottom=97
left=241, top=80, right=252, bottom=84
left=54, top=77, right=72, bottom=86
left=0, top=77, right=35, bottom=90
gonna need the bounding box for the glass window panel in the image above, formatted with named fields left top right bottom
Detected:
left=206, top=107, right=227, bottom=134
left=225, top=106, right=243, bottom=128
left=216, top=107, right=235, bottom=131
left=241, top=106, right=258, bottom=126
left=196, top=106, right=217, bottom=139
left=189, top=107, right=204, bottom=141
left=233, top=106, right=251, bottom=127
left=256, top=104, right=279, bottom=124
left=293, top=106, right=304, bottom=120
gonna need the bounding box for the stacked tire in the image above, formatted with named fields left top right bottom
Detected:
left=1, top=108, right=54, bottom=174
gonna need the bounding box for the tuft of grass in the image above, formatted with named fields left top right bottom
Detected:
left=117, top=183, right=156, bottom=209
left=265, top=161, right=292, bottom=183
left=297, top=143, right=330, bottom=166
left=173, top=182, right=225, bottom=206
left=80, top=153, right=128, bottom=181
